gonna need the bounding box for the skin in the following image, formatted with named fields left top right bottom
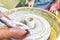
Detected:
left=0, top=27, right=29, bottom=40
left=0, top=12, right=30, bottom=40
left=26, top=0, right=34, bottom=7
left=49, top=0, right=60, bottom=14
left=27, top=0, right=60, bottom=14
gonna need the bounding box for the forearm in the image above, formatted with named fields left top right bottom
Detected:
left=54, top=0, right=60, bottom=4
left=0, top=28, right=29, bottom=39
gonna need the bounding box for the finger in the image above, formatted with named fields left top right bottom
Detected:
left=55, top=11, right=59, bottom=15
left=28, top=3, right=31, bottom=7
left=54, top=10, right=57, bottom=15
left=53, top=10, right=56, bottom=14
left=49, top=8, right=52, bottom=12
left=31, top=4, right=34, bottom=7
left=49, top=9, right=54, bottom=13
left=51, top=8, right=57, bottom=14
left=49, top=8, right=56, bottom=14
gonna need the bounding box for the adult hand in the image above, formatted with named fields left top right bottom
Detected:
left=0, top=27, right=29, bottom=39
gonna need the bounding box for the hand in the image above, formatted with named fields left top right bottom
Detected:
left=26, top=1, right=34, bottom=7
left=49, top=4, right=59, bottom=15
left=49, top=4, right=57, bottom=14
left=0, top=28, right=29, bottom=39
left=49, top=3, right=60, bottom=15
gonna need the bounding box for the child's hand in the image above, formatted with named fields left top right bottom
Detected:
left=49, top=4, right=57, bottom=14
left=26, top=0, right=34, bottom=7
left=49, top=3, right=59, bottom=14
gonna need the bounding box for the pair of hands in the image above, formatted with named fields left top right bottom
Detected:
left=0, top=12, right=30, bottom=40
left=26, top=1, right=59, bottom=14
